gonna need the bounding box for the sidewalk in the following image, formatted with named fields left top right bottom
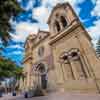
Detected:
left=0, top=92, right=100, bottom=100
left=1, top=93, right=23, bottom=100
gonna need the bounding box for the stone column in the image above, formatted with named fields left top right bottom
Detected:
left=68, top=55, right=79, bottom=80
left=79, top=54, right=91, bottom=78
left=58, top=19, right=63, bottom=30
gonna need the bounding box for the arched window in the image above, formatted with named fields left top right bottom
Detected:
left=60, top=52, right=69, bottom=64
left=70, top=51, right=87, bottom=79
left=60, top=16, right=67, bottom=28
left=55, top=21, right=60, bottom=32
left=59, top=52, right=74, bottom=80
left=71, top=52, right=79, bottom=60
left=37, top=63, right=47, bottom=89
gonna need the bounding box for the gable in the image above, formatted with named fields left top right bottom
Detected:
left=35, top=31, right=49, bottom=43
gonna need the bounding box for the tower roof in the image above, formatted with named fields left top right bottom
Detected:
left=47, top=2, right=71, bottom=24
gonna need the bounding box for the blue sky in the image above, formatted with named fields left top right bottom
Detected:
left=1, top=0, right=100, bottom=66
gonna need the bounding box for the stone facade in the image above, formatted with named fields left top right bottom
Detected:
left=20, top=3, right=100, bottom=94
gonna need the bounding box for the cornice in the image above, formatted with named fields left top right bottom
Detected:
left=49, top=21, right=80, bottom=45
left=49, top=21, right=91, bottom=45
left=23, top=55, right=32, bottom=64
left=32, top=34, right=49, bottom=49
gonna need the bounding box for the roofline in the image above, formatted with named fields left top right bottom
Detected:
left=23, top=56, right=32, bottom=64
left=37, top=30, right=50, bottom=35
left=24, top=34, right=37, bottom=48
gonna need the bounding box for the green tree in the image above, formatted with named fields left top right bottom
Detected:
left=0, top=57, right=24, bottom=80
left=0, top=57, right=16, bottom=80
left=0, top=57, right=24, bottom=91
left=0, top=0, right=23, bottom=45
left=96, top=37, right=100, bottom=57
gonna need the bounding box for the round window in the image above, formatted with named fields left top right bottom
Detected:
left=38, top=46, right=44, bottom=57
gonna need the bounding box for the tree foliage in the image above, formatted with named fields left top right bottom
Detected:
left=0, top=57, right=15, bottom=79
left=0, top=57, right=23, bottom=80
left=0, top=0, right=23, bottom=45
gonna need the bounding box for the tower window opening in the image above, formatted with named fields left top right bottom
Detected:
left=60, top=16, right=67, bottom=28
left=55, top=21, right=60, bottom=32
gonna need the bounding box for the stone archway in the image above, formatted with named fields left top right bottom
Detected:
left=37, top=63, right=48, bottom=89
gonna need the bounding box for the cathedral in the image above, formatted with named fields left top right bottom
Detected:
left=20, top=2, right=100, bottom=94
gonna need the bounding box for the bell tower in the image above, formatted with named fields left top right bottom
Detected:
left=47, top=3, right=80, bottom=37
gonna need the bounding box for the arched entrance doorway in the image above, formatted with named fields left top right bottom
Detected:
left=37, top=63, right=48, bottom=89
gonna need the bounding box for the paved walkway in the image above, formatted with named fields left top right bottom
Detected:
left=1, top=92, right=100, bottom=100
left=0, top=93, right=24, bottom=100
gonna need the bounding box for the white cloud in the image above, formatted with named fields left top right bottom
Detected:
left=10, top=22, right=39, bottom=42
left=91, top=0, right=96, bottom=4
left=9, top=18, right=17, bottom=29
left=15, top=22, right=39, bottom=34
left=33, top=6, right=50, bottom=23
left=17, top=0, right=35, bottom=11
left=86, top=0, right=100, bottom=42
left=91, top=0, right=100, bottom=17
left=10, top=33, right=27, bottom=42
left=87, top=19, right=100, bottom=40
left=25, top=0, right=35, bottom=11
left=10, top=21, right=49, bottom=42
left=10, top=51, right=22, bottom=55
left=17, top=0, right=22, bottom=3
left=6, top=45, right=23, bottom=49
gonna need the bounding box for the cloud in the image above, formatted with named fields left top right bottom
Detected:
left=86, top=0, right=100, bottom=41
left=15, top=22, right=38, bottom=34
left=91, top=0, right=96, bottom=4
left=33, top=6, right=50, bottom=24
left=32, top=6, right=50, bottom=31
left=6, top=45, right=24, bottom=50
left=87, top=19, right=100, bottom=40
left=10, top=22, right=39, bottom=42
left=3, top=50, right=23, bottom=56
left=25, top=0, right=35, bottom=11
left=91, top=0, right=100, bottom=17
left=10, top=51, right=22, bottom=55
left=17, top=0, right=35, bottom=11
left=17, top=0, right=22, bottom=3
